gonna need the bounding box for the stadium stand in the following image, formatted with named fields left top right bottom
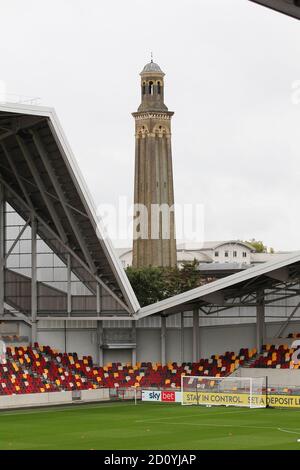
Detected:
left=251, top=343, right=300, bottom=369
left=0, top=343, right=256, bottom=395
left=2, top=339, right=300, bottom=397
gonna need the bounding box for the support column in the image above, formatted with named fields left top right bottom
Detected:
left=67, top=254, right=72, bottom=316
left=192, top=309, right=199, bottom=363
left=31, top=216, right=37, bottom=344
left=96, top=283, right=102, bottom=316
left=0, top=185, right=4, bottom=315
left=180, top=312, right=184, bottom=364
left=161, top=315, right=166, bottom=365
left=97, top=320, right=104, bottom=366
left=131, top=321, right=137, bottom=366
left=256, top=290, right=265, bottom=354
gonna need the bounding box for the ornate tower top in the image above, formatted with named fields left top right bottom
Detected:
left=140, top=60, right=165, bottom=76
left=138, top=60, right=168, bottom=113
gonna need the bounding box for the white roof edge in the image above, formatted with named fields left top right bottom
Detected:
left=136, top=251, right=300, bottom=319
left=0, top=103, right=140, bottom=314
left=0, top=102, right=55, bottom=116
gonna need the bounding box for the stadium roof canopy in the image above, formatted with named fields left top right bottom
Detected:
left=0, top=103, right=140, bottom=318
left=249, top=0, right=300, bottom=19
left=137, top=252, right=300, bottom=319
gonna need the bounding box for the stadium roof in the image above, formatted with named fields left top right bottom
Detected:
left=0, top=102, right=140, bottom=316
left=249, top=0, right=300, bottom=19
left=136, top=251, right=300, bottom=319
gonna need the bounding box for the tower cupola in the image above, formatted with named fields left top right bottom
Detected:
left=138, top=60, right=168, bottom=112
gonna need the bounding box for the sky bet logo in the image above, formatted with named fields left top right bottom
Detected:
left=161, top=391, right=175, bottom=402
left=148, top=392, right=161, bottom=401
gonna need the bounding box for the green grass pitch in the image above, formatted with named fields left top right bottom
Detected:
left=1, top=402, right=300, bottom=450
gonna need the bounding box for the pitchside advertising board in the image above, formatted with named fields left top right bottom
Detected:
left=142, top=390, right=300, bottom=408
left=183, top=392, right=300, bottom=408
left=142, top=390, right=182, bottom=403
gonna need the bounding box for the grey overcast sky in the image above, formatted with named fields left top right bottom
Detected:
left=1, top=0, right=300, bottom=250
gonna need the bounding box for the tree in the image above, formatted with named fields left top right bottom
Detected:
left=126, top=259, right=204, bottom=307
left=125, top=266, right=166, bottom=307
left=245, top=239, right=267, bottom=253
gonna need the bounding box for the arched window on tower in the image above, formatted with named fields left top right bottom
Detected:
left=149, top=81, right=153, bottom=95
left=142, top=82, right=146, bottom=95
left=157, top=81, right=161, bottom=95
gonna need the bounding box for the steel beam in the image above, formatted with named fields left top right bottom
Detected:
left=181, top=312, right=184, bottom=364
left=31, top=215, right=37, bottom=344
left=256, top=290, right=265, bottom=354
left=131, top=321, right=137, bottom=366
left=1, top=142, right=35, bottom=211
left=0, top=184, right=4, bottom=315
left=96, top=283, right=102, bottom=316
left=4, top=218, right=30, bottom=264
left=161, top=315, right=166, bottom=365
left=192, top=309, right=199, bottom=362
left=276, top=299, right=300, bottom=338
left=97, top=320, right=104, bottom=366
left=16, top=135, right=68, bottom=244
left=30, top=130, right=96, bottom=273
left=67, top=253, right=72, bottom=316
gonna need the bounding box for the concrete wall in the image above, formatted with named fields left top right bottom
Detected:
left=37, top=329, right=97, bottom=357
left=136, top=329, right=161, bottom=362
left=236, top=368, right=300, bottom=387
left=0, top=389, right=110, bottom=410
left=103, top=349, right=132, bottom=364
left=0, top=321, right=18, bottom=334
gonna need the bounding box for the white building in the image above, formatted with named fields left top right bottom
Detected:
left=117, top=240, right=290, bottom=271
